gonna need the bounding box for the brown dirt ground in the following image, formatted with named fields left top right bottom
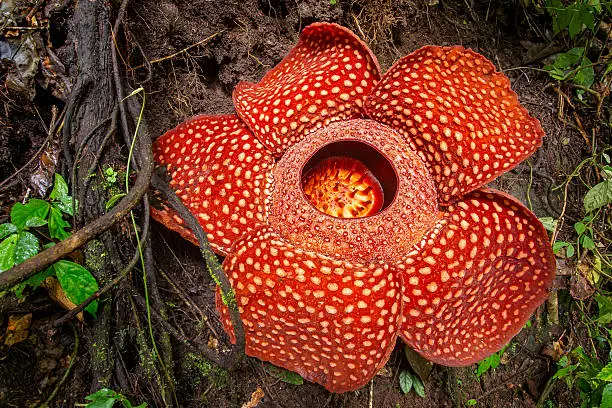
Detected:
left=0, top=0, right=593, bottom=407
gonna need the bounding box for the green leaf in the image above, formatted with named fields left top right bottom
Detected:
left=267, top=365, right=303, bottom=385
left=13, top=267, right=55, bottom=299
left=399, top=370, right=413, bottom=394
left=50, top=174, right=77, bottom=215
left=573, top=57, right=594, bottom=88
left=48, top=207, right=71, bottom=241
left=595, top=294, right=612, bottom=325
left=105, top=193, right=126, bottom=211
left=580, top=235, right=595, bottom=250
left=596, top=362, right=612, bottom=381
left=53, top=260, right=99, bottom=316
left=552, top=241, right=568, bottom=254
left=466, top=400, right=477, bottom=407
left=14, top=232, right=39, bottom=264
left=584, top=180, right=612, bottom=213
left=601, top=383, right=612, bottom=408
left=0, top=234, right=18, bottom=272
left=553, top=364, right=578, bottom=379
left=25, top=216, right=48, bottom=228
left=539, top=217, right=557, bottom=232
left=412, top=375, right=426, bottom=397
left=566, top=243, right=575, bottom=258
left=574, top=221, right=586, bottom=235
left=10, top=199, right=50, bottom=230
left=0, top=223, right=18, bottom=240
left=49, top=173, right=69, bottom=201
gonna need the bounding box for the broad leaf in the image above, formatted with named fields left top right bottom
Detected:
left=48, top=207, right=71, bottom=241
left=0, top=234, right=18, bottom=272
left=584, top=180, right=612, bottom=213
left=267, top=365, right=303, bottom=385
left=539, top=217, right=557, bottom=232
left=573, top=57, right=594, bottom=88
left=602, top=383, right=612, bottom=408
left=596, top=362, right=612, bottom=381
left=105, top=193, right=126, bottom=211
left=0, top=223, right=18, bottom=240
left=53, top=260, right=99, bottom=316
left=14, top=232, right=39, bottom=264
left=596, top=294, right=612, bottom=325
left=412, top=375, right=426, bottom=397
left=25, top=217, right=48, bottom=228
left=399, top=370, right=413, bottom=394
left=10, top=199, right=50, bottom=230
left=50, top=174, right=77, bottom=215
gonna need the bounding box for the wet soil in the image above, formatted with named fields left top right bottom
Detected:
left=0, top=0, right=593, bottom=407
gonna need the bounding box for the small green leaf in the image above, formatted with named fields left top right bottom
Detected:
left=49, top=173, right=69, bottom=201
left=539, top=217, right=557, bottom=232
left=399, top=370, right=413, bottom=394
left=0, top=234, right=18, bottom=272
left=573, top=57, right=594, bottom=88
left=50, top=174, right=77, bottom=215
left=25, top=216, right=48, bottom=228
left=574, top=221, right=586, bottom=235
left=14, top=232, right=39, bottom=264
left=53, top=260, right=99, bottom=316
left=13, top=267, right=55, bottom=298
left=0, top=223, right=18, bottom=240
left=412, top=375, right=425, bottom=397
left=580, top=235, right=595, bottom=251
left=601, top=383, right=612, bottom=408
left=584, top=180, right=612, bottom=213
left=566, top=244, right=575, bottom=258
left=596, top=362, right=612, bottom=381
left=105, top=193, right=126, bottom=211
left=552, top=241, right=568, bottom=254
left=267, top=365, right=303, bottom=385
left=10, top=199, right=50, bottom=230
left=48, top=207, right=71, bottom=241
left=466, top=400, right=477, bottom=407
left=595, top=294, right=612, bottom=325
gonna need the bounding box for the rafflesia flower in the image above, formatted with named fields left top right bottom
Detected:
left=152, top=23, right=555, bottom=393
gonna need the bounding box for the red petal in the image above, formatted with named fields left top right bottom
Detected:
left=220, top=225, right=402, bottom=393
left=398, top=189, right=555, bottom=366
left=366, top=46, right=545, bottom=205
left=152, top=114, right=274, bottom=255
left=234, top=22, right=381, bottom=157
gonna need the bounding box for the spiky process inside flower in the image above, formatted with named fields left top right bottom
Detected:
left=152, top=22, right=555, bottom=393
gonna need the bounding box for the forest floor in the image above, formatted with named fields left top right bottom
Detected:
left=0, top=0, right=609, bottom=407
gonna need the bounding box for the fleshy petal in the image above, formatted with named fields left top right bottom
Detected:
left=152, top=114, right=274, bottom=255
left=220, top=225, right=402, bottom=393
left=366, top=46, right=545, bottom=205
left=398, top=189, right=555, bottom=366
left=234, top=22, right=381, bottom=157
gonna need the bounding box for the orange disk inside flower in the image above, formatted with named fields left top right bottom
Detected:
left=301, top=156, right=384, bottom=219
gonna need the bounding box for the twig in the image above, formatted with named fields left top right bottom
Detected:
left=131, top=32, right=222, bottom=70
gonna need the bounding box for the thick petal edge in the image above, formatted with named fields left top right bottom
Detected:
left=219, top=225, right=402, bottom=393
left=398, top=189, right=555, bottom=366
left=152, top=114, right=274, bottom=255
left=234, top=22, right=381, bottom=157
left=366, top=46, right=545, bottom=205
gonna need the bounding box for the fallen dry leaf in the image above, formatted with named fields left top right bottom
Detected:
left=5, top=313, right=32, bottom=346
left=41, top=277, right=84, bottom=322
left=241, top=387, right=264, bottom=408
